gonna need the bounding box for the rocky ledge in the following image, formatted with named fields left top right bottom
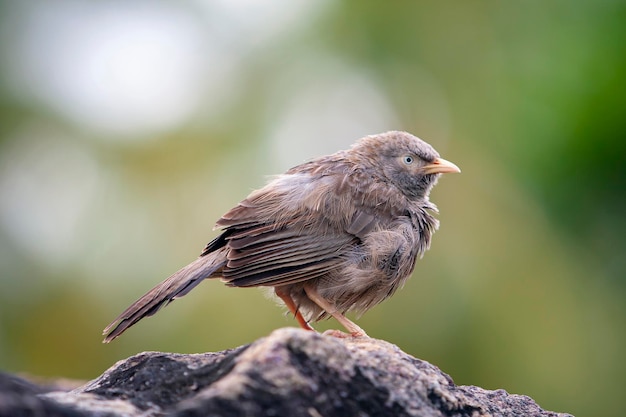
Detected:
left=1, top=328, right=572, bottom=417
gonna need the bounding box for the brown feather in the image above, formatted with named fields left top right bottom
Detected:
left=102, top=131, right=459, bottom=342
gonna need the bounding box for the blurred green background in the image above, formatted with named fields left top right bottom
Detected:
left=0, top=1, right=624, bottom=416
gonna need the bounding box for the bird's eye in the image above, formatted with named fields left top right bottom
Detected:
left=402, top=155, right=414, bottom=165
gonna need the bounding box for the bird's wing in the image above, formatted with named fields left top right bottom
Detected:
left=212, top=172, right=380, bottom=288
left=221, top=225, right=355, bottom=287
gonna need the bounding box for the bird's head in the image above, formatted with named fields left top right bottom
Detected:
left=353, top=131, right=460, bottom=200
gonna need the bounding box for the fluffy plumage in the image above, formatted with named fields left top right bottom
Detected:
left=103, top=131, right=460, bottom=342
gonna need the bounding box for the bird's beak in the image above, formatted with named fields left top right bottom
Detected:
left=421, top=157, right=461, bottom=175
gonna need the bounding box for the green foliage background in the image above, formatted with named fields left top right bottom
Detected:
left=0, top=2, right=624, bottom=416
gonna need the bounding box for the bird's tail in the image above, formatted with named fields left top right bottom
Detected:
left=102, top=251, right=227, bottom=343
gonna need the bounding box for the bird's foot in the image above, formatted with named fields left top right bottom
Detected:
left=322, top=329, right=369, bottom=338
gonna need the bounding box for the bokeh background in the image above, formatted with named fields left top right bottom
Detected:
left=0, top=1, right=624, bottom=415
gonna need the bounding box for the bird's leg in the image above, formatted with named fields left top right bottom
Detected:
left=274, top=287, right=315, bottom=331
left=303, top=283, right=368, bottom=337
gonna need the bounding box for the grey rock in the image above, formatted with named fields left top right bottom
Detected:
left=4, top=328, right=572, bottom=416
left=0, top=372, right=87, bottom=417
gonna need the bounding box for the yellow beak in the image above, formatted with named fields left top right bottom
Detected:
left=421, top=157, right=461, bottom=175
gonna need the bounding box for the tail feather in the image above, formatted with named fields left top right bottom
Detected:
left=102, top=252, right=227, bottom=343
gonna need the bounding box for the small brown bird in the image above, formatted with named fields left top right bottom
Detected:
left=102, top=131, right=460, bottom=342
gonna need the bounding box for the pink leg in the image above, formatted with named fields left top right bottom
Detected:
left=275, top=287, right=315, bottom=331
left=303, top=283, right=368, bottom=337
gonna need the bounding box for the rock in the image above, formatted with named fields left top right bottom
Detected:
left=3, top=328, right=572, bottom=417
left=0, top=372, right=87, bottom=417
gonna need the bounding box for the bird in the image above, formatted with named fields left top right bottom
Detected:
left=102, top=131, right=460, bottom=342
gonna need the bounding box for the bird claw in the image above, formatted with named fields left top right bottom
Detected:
left=322, top=329, right=369, bottom=339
